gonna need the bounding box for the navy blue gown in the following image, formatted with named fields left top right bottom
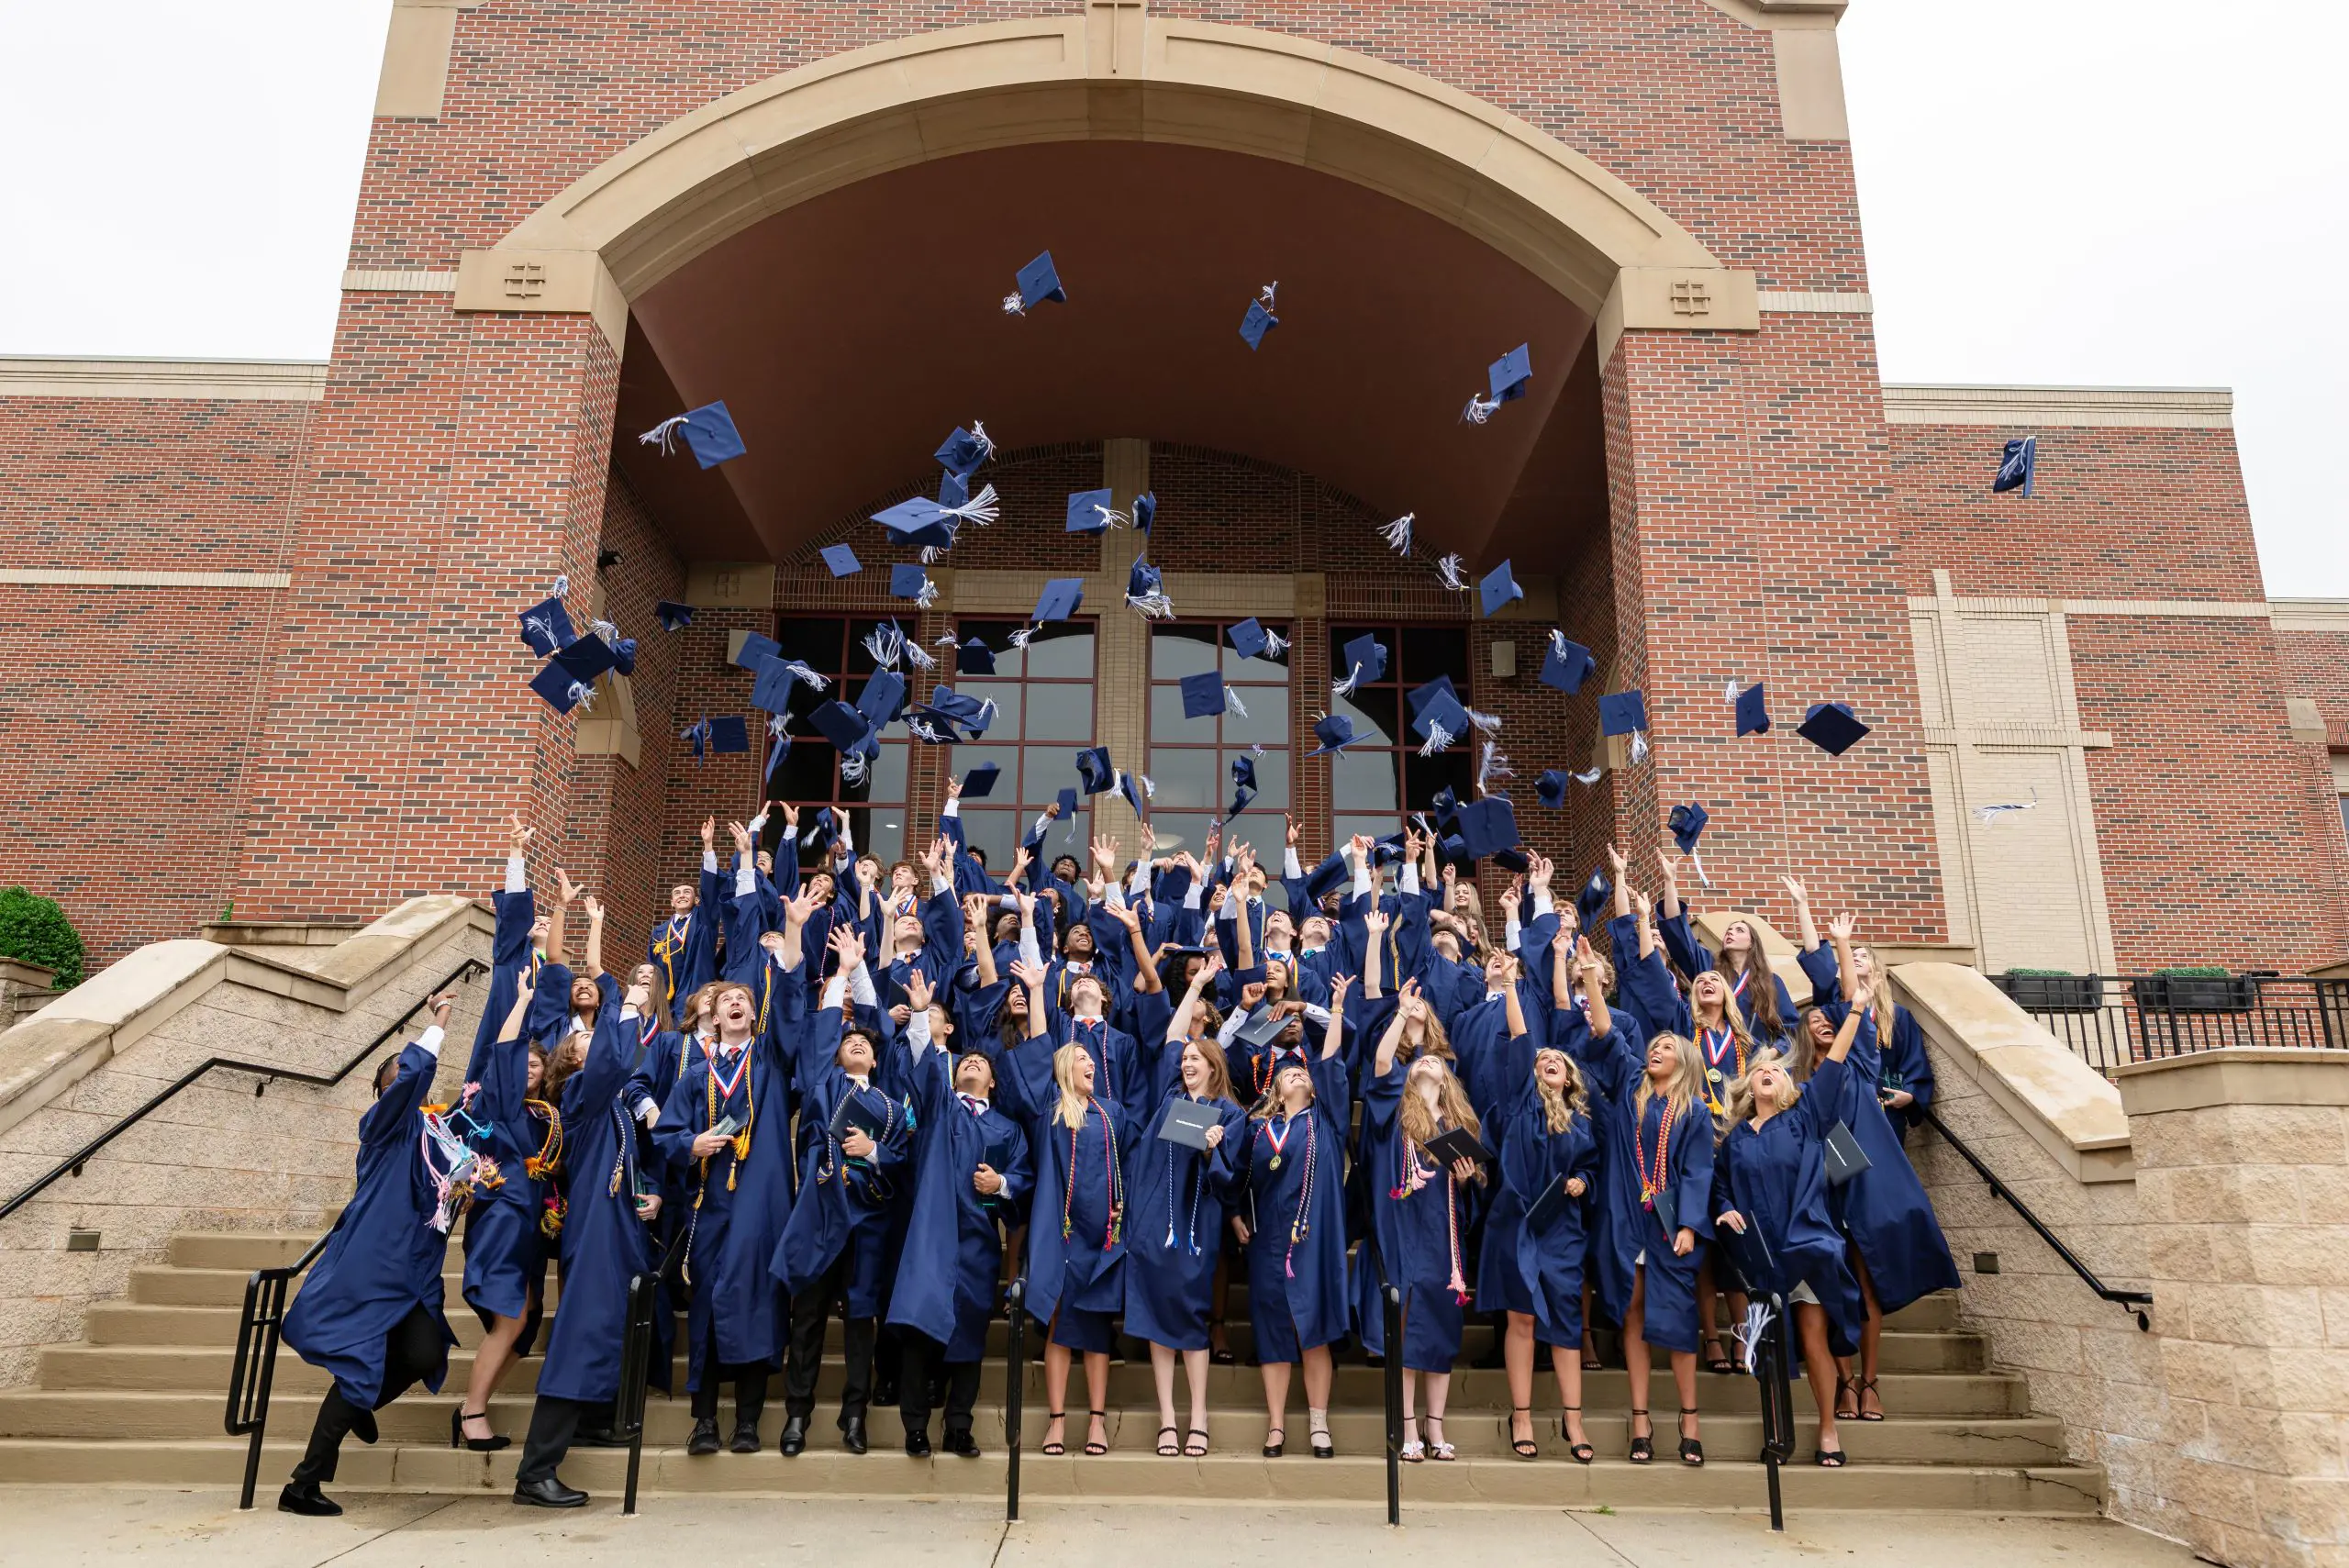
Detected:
left=1660, top=911, right=1799, bottom=1042
left=1358, top=1060, right=1478, bottom=1372
left=1479, top=1079, right=1600, bottom=1347
left=994, top=1028, right=1128, bottom=1353
left=1121, top=1038, right=1246, bottom=1352
left=647, top=862, right=724, bottom=1015
left=457, top=886, right=548, bottom=1330
left=1708, top=1055, right=1864, bottom=1356
left=538, top=985, right=658, bottom=1402
left=1568, top=1022, right=1716, bottom=1353
left=1233, top=1051, right=1353, bottom=1362
left=887, top=1041, right=1032, bottom=1362
left=772, top=1004, right=915, bottom=1318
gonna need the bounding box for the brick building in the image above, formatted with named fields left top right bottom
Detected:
left=2, top=0, right=2343, bottom=979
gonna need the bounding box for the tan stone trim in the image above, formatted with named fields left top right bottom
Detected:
left=493, top=17, right=1733, bottom=324
left=1596, top=268, right=1762, bottom=362
left=574, top=672, right=642, bottom=766
left=342, top=269, right=458, bottom=293
left=1693, top=0, right=1846, bottom=28
left=2286, top=696, right=2329, bottom=745
left=0, top=569, right=291, bottom=588
left=1922, top=724, right=2113, bottom=750
left=373, top=0, right=488, bottom=120
left=1772, top=28, right=1849, bottom=139
left=1881, top=384, right=2233, bottom=428
left=1755, top=290, right=1872, bottom=313
left=1907, top=593, right=2273, bottom=620
left=2112, top=1048, right=2349, bottom=1114
left=2269, top=597, right=2349, bottom=633
left=453, top=249, right=629, bottom=354
left=0, top=356, right=326, bottom=401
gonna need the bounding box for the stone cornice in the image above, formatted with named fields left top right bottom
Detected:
left=1882, top=383, right=2232, bottom=428
left=0, top=357, right=326, bottom=402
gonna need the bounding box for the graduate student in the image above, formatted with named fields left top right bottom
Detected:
left=888, top=969, right=1030, bottom=1457
left=1564, top=936, right=1716, bottom=1466
left=999, top=959, right=1130, bottom=1460
left=512, top=968, right=664, bottom=1507
left=648, top=816, right=725, bottom=1013
left=1685, top=966, right=1761, bottom=1374
left=1234, top=973, right=1354, bottom=1458
left=277, top=989, right=465, bottom=1517
left=1125, top=954, right=1248, bottom=1457
left=1656, top=850, right=1798, bottom=1042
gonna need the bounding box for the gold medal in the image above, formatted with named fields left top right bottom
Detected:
left=1269, top=1155, right=1283, bottom=1171
left=1706, top=1067, right=1722, bottom=1084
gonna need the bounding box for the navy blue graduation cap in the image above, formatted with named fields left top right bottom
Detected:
left=518, top=593, right=576, bottom=658
left=1065, top=487, right=1119, bottom=534
left=800, top=806, right=840, bottom=857
left=708, top=715, right=750, bottom=755
left=1308, top=713, right=1358, bottom=757
left=1598, top=689, right=1649, bottom=738
left=939, top=469, right=971, bottom=509
left=639, top=401, right=745, bottom=469
left=1735, top=681, right=1772, bottom=737
left=1536, top=769, right=1569, bottom=809
left=1239, top=297, right=1278, bottom=350
left=961, top=762, right=1001, bottom=798
left=654, top=600, right=695, bottom=632
left=1541, top=632, right=1596, bottom=695
left=1412, top=688, right=1472, bottom=751
left=1130, top=491, right=1156, bottom=534
left=1179, top=671, right=1230, bottom=719
left=870, top=501, right=955, bottom=552
left=731, top=632, right=781, bottom=671
left=855, top=669, right=907, bottom=728
left=1454, top=796, right=1520, bottom=861
left=1575, top=865, right=1610, bottom=929
left=1332, top=632, right=1386, bottom=696
left=1228, top=781, right=1257, bottom=820
left=1004, top=250, right=1066, bottom=316
left=680, top=716, right=711, bottom=764
left=1227, top=617, right=1281, bottom=661
left=810, top=700, right=874, bottom=753
left=1230, top=754, right=1257, bottom=794
left=929, top=685, right=995, bottom=736
left=1993, top=436, right=2037, bottom=497
left=1493, top=847, right=1531, bottom=873
left=906, top=706, right=961, bottom=745
left=890, top=563, right=935, bottom=604
left=1075, top=746, right=1114, bottom=795
left=956, top=636, right=996, bottom=675
left=1300, top=851, right=1349, bottom=904
left=821, top=544, right=861, bottom=577
left=1051, top=787, right=1080, bottom=840
left=1405, top=673, right=1458, bottom=720
left=1430, top=784, right=1463, bottom=828
left=750, top=655, right=800, bottom=712
left=529, top=661, right=596, bottom=714
left=1117, top=768, right=1152, bottom=818
left=1798, top=701, right=1871, bottom=757
left=1478, top=560, right=1524, bottom=618
left=1489, top=343, right=1532, bottom=404
left=1668, top=801, right=1709, bottom=856
left=1127, top=557, right=1173, bottom=618
left=608, top=634, right=639, bottom=677
left=935, top=424, right=995, bottom=478
left=1032, top=577, right=1084, bottom=624
left=552, top=631, right=618, bottom=684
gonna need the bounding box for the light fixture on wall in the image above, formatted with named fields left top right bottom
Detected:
left=1489, top=640, right=1517, bottom=679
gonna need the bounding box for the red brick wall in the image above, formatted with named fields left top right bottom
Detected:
left=2278, top=626, right=2349, bottom=749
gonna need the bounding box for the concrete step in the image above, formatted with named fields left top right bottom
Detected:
left=0, top=1435, right=2106, bottom=1511
left=70, top=1301, right=1989, bottom=1372
left=0, top=1387, right=2074, bottom=1464
left=31, top=1344, right=2031, bottom=1416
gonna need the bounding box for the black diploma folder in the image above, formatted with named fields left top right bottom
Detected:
left=1823, top=1119, right=1872, bottom=1186
left=1158, top=1098, right=1222, bottom=1151
left=1423, top=1126, right=1495, bottom=1169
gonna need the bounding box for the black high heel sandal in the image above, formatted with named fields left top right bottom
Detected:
left=1677, top=1407, right=1704, bottom=1466
left=1185, top=1427, right=1209, bottom=1457
left=1208, top=1319, right=1236, bottom=1366
left=1041, top=1410, right=1067, bottom=1456
left=1627, top=1407, right=1653, bottom=1463
left=1508, top=1405, right=1540, bottom=1461
left=1701, top=1337, right=1735, bottom=1375
left=1156, top=1424, right=1180, bottom=1457
left=1560, top=1405, right=1594, bottom=1465
left=1083, top=1410, right=1109, bottom=1456
left=451, top=1406, right=509, bottom=1452
left=1857, top=1377, right=1887, bottom=1421
left=1263, top=1426, right=1286, bottom=1459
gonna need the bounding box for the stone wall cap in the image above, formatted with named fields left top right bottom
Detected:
left=2113, top=1047, right=2349, bottom=1115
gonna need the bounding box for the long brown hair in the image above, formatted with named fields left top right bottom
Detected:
left=1720, top=922, right=1788, bottom=1040
left=1691, top=973, right=1758, bottom=1063
left=1398, top=1057, right=1483, bottom=1152
left=1179, top=1037, right=1235, bottom=1104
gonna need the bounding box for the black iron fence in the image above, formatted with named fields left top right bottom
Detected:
left=1993, top=973, right=2349, bottom=1076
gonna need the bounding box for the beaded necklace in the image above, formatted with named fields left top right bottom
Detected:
left=1387, top=1106, right=1470, bottom=1303
left=817, top=1081, right=907, bottom=1200
left=523, top=1098, right=564, bottom=1180
left=1280, top=1110, right=1319, bottom=1278
left=1059, top=1099, right=1124, bottom=1247
left=1633, top=1092, right=1677, bottom=1213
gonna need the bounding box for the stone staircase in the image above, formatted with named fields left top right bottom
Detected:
left=0, top=1229, right=2107, bottom=1511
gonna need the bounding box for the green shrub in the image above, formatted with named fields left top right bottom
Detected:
left=2005, top=967, right=2076, bottom=977
left=2152, top=965, right=2228, bottom=978
left=0, top=887, right=85, bottom=990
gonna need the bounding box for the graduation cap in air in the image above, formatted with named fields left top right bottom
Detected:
left=518, top=592, right=577, bottom=658
left=1541, top=631, right=1597, bottom=695
left=1575, top=865, right=1611, bottom=929
left=1228, top=755, right=1258, bottom=818
left=731, top=632, right=781, bottom=671
left=1406, top=673, right=1459, bottom=720
left=1075, top=746, right=1115, bottom=795
left=1478, top=561, right=1524, bottom=618
left=929, top=685, right=996, bottom=736
left=1117, top=768, right=1152, bottom=819
left=935, top=423, right=996, bottom=479
left=707, top=715, right=751, bottom=755
left=1669, top=801, right=1709, bottom=856
left=680, top=717, right=713, bottom=764
left=1300, top=851, right=1349, bottom=904
left=890, top=563, right=938, bottom=606
left=750, top=655, right=801, bottom=713
left=1331, top=632, right=1386, bottom=697
left=1493, top=847, right=1531, bottom=873
left=529, top=661, right=596, bottom=714
left=1179, top=671, right=1230, bottom=719
left=1227, top=617, right=1287, bottom=661
left=1429, top=784, right=1462, bottom=828
left=961, top=761, right=1001, bottom=798
left=1131, top=491, right=1156, bottom=534
left=1454, top=796, right=1520, bottom=861
left=603, top=630, right=640, bottom=677
left=956, top=636, right=996, bottom=676
left=1003, top=250, right=1067, bottom=316
left=1065, top=487, right=1123, bottom=534
left=1598, top=688, right=1650, bottom=748
left=810, top=699, right=875, bottom=754
left=1031, top=577, right=1084, bottom=625
left=1411, top=684, right=1473, bottom=753
left=906, top=706, right=961, bottom=745
left=552, top=630, right=618, bottom=684
left=1734, top=681, right=1772, bottom=737
left=1239, top=296, right=1279, bottom=350
left=1536, top=769, right=1569, bottom=809
left=939, top=470, right=974, bottom=510
left=854, top=669, right=907, bottom=728
left=638, top=401, right=746, bottom=469
left=763, top=716, right=793, bottom=787
left=1127, top=557, right=1174, bottom=619
left=1993, top=436, right=2037, bottom=497
left=1308, top=712, right=1359, bottom=757
left=821, top=544, right=861, bottom=578
left=1797, top=701, right=1871, bottom=757
left=654, top=600, right=695, bottom=632
left=1464, top=343, right=1532, bottom=423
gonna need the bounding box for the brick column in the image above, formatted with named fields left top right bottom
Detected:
left=2114, top=1048, right=2349, bottom=1568
left=1599, top=319, right=1945, bottom=941
left=232, top=295, right=620, bottom=919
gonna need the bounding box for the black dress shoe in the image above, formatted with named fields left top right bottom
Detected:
left=351, top=1407, right=379, bottom=1445
left=573, top=1427, right=628, bottom=1448
left=512, top=1476, right=589, bottom=1508
left=686, top=1417, right=722, bottom=1456
left=941, top=1429, right=981, bottom=1458
left=277, top=1482, right=341, bottom=1517
left=779, top=1415, right=807, bottom=1456
left=841, top=1414, right=869, bottom=1454
left=729, top=1420, right=762, bottom=1454
left=904, top=1428, right=932, bottom=1458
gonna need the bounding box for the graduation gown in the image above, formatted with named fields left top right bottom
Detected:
left=886, top=1041, right=1031, bottom=1362
left=772, top=1005, right=915, bottom=1318
left=460, top=951, right=562, bottom=1330
left=1121, top=1051, right=1246, bottom=1351
left=994, top=1029, right=1128, bottom=1340
left=283, top=1040, right=459, bottom=1408
left=1876, top=1001, right=1937, bottom=1138
left=1659, top=911, right=1799, bottom=1042
left=648, top=862, right=724, bottom=1015
left=1357, top=1059, right=1478, bottom=1372
left=1232, top=1052, right=1353, bottom=1362
left=1709, top=1055, right=1864, bottom=1357
left=538, top=991, right=657, bottom=1402
left=1569, top=1022, right=1716, bottom=1354
left=1478, top=1080, right=1600, bottom=1346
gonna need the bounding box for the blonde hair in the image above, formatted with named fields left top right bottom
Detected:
left=1692, top=976, right=1758, bottom=1065
left=1399, top=1058, right=1483, bottom=1158
left=1532, top=1047, right=1589, bottom=1134
left=1726, top=1048, right=1800, bottom=1126
left=1249, top=1056, right=1317, bottom=1121
left=1633, top=1032, right=1709, bottom=1129
left=1052, top=1042, right=1096, bottom=1131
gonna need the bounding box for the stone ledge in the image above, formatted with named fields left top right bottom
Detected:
left=197, top=922, right=366, bottom=949
left=2113, top=1049, right=2349, bottom=1117
left=1894, top=962, right=2134, bottom=1184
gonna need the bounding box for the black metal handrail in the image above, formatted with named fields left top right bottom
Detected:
left=1380, top=1281, right=1402, bottom=1526
left=1, top=956, right=490, bottom=1224
left=1753, top=1291, right=1795, bottom=1531
left=225, top=1227, right=334, bottom=1508
left=1004, top=1276, right=1027, bottom=1522
left=616, top=1272, right=656, bottom=1516
left=1996, top=972, right=2349, bottom=1077
left=1921, top=1106, right=2152, bottom=1330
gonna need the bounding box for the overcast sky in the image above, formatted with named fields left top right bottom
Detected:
left=0, top=1, right=2338, bottom=595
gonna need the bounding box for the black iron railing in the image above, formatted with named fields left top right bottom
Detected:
left=1003, top=1277, right=1027, bottom=1522
left=1, top=957, right=490, bottom=1224
left=1922, top=1106, right=2152, bottom=1330
left=1380, top=1280, right=1402, bottom=1525
left=1753, top=1291, right=1796, bottom=1531
left=225, top=1228, right=334, bottom=1507
left=1995, top=973, right=2349, bottom=1077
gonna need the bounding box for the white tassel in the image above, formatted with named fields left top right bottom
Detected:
left=1462, top=393, right=1500, bottom=425
left=908, top=718, right=951, bottom=744
left=1331, top=662, right=1364, bottom=698
left=637, top=416, right=687, bottom=454
left=1258, top=282, right=1279, bottom=310
left=521, top=611, right=561, bottom=651
left=1418, top=722, right=1454, bottom=757
left=863, top=622, right=903, bottom=668
left=801, top=815, right=827, bottom=845
left=1552, top=628, right=1572, bottom=661
left=1250, top=743, right=1266, bottom=758
left=1225, top=687, right=1249, bottom=719
left=1002, top=293, right=1027, bottom=317
left=767, top=715, right=790, bottom=740
left=935, top=633, right=958, bottom=647
left=782, top=660, right=828, bottom=692
left=943, top=484, right=999, bottom=526
left=1477, top=740, right=1513, bottom=795
left=1263, top=627, right=1289, bottom=656
left=969, top=420, right=996, bottom=462
left=919, top=543, right=947, bottom=565
left=1008, top=626, right=1037, bottom=650
left=1690, top=851, right=1712, bottom=888
left=1735, top=1300, right=1776, bottom=1376
left=567, top=681, right=596, bottom=713
left=902, top=635, right=938, bottom=667
left=841, top=751, right=871, bottom=784
left=1973, top=795, right=2039, bottom=824
left=1572, top=765, right=1604, bottom=785
left=1723, top=680, right=1741, bottom=704
left=589, top=618, right=619, bottom=644
left=1126, top=590, right=1175, bottom=619
left=1630, top=731, right=1649, bottom=765
left=1381, top=512, right=1414, bottom=555
left=1435, top=554, right=1470, bottom=592
left=1465, top=706, right=1503, bottom=735
left=549, top=573, right=570, bottom=600
left=1136, top=773, right=1155, bottom=800
left=975, top=697, right=998, bottom=728
left=1092, top=502, right=1131, bottom=530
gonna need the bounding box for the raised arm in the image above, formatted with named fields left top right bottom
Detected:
left=1656, top=848, right=1683, bottom=923
left=1170, top=951, right=1221, bottom=1046
left=583, top=889, right=606, bottom=978
left=1828, top=909, right=1858, bottom=1003
left=1607, top=842, right=1631, bottom=921
left=1321, top=972, right=1353, bottom=1061
left=546, top=865, right=579, bottom=966
left=1781, top=874, right=1822, bottom=951
left=1373, top=977, right=1421, bottom=1078
left=1361, top=906, right=1387, bottom=999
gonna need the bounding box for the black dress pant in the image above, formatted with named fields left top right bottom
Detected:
left=785, top=1251, right=874, bottom=1422
left=516, top=1394, right=592, bottom=1486
left=897, top=1331, right=980, bottom=1440
left=689, top=1360, right=771, bottom=1429
left=291, top=1304, right=444, bottom=1485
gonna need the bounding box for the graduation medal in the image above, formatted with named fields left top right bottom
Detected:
left=1264, top=1114, right=1297, bottom=1172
